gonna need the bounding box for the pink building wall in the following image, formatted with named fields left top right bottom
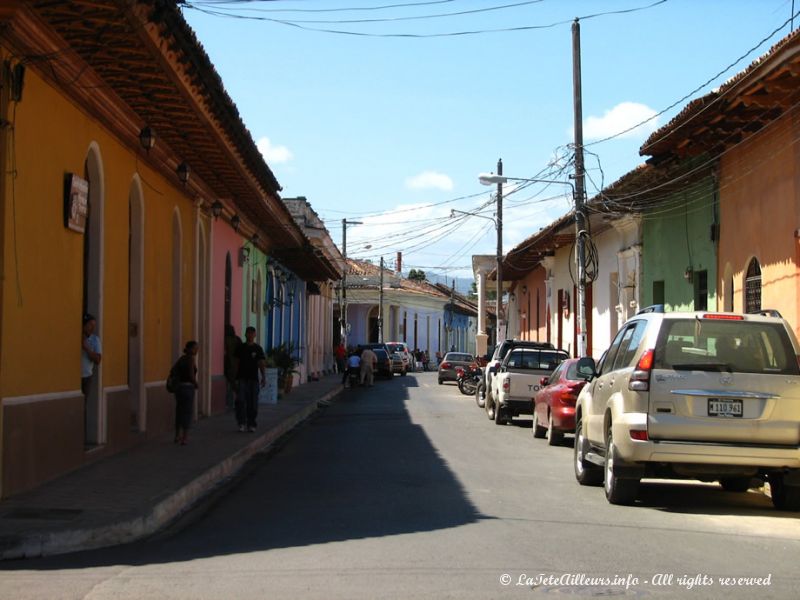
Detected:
left=211, top=219, right=245, bottom=382
left=718, top=110, right=800, bottom=336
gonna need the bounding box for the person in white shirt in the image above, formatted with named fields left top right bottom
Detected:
left=342, top=351, right=361, bottom=386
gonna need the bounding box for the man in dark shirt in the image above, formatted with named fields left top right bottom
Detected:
left=235, top=326, right=266, bottom=432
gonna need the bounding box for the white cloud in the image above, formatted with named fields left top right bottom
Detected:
left=582, top=102, right=659, bottom=140
left=256, top=136, right=293, bottom=163
left=405, top=170, right=454, bottom=192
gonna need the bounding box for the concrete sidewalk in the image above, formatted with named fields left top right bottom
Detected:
left=0, top=375, right=343, bottom=560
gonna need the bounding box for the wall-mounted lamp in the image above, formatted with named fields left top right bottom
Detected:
left=684, top=267, right=694, bottom=282
left=139, top=126, right=155, bottom=151
left=238, top=246, right=250, bottom=266
left=230, top=214, right=241, bottom=233
left=210, top=201, right=223, bottom=219
left=176, top=162, right=190, bottom=185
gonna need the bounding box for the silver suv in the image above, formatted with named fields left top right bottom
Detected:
left=573, top=306, right=800, bottom=510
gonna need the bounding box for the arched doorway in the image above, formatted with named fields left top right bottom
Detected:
left=745, top=257, right=761, bottom=314
left=367, top=305, right=379, bottom=343
left=172, top=209, right=183, bottom=360
left=197, top=219, right=210, bottom=417
left=128, top=176, right=145, bottom=432
left=83, top=144, right=105, bottom=446
left=224, top=252, right=232, bottom=330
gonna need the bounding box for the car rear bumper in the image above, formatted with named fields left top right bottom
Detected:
left=612, top=414, right=800, bottom=468
left=552, top=406, right=575, bottom=431
left=500, top=397, right=533, bottom=415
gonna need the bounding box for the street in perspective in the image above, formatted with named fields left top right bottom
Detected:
left=2, top=372, right=799, bottom=599
left=3, top=1, right=800, bottom=599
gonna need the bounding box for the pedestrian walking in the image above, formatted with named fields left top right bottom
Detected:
left=334, top=341, right=346, bottom=375
left=224, top=325, right=241, bottom=410
left=360, top=346, right=377, bottom=387
left=235, top=326, right=266, bottom=432
left=172, top=341, right=199, bottom=445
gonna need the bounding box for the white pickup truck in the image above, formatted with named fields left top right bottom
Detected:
left=486, top=346, right=569, bottom=425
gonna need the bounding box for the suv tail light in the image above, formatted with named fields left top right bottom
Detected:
left=503, top=378, right=510, bottom=392
left=629, top=349, right=654, bottom=392
left=702, top=313, right=744, bottom=321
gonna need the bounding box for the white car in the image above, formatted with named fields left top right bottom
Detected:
left=386, top=342, right=412, bottom=373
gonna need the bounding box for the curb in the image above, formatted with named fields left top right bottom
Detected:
left=1, top=386, right=342, bottom=560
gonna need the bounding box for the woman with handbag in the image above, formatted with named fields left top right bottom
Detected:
left=173, top=341, right=199, bottom=445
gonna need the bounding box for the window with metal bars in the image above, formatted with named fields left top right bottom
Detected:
left=745, top=258, right=761, bottom=314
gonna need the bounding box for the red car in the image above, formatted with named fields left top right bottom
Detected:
left=532, top=358, right=588, bottom=446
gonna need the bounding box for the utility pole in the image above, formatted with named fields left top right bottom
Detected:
left=496, top=158, right=504, bottom=345
left=572, top=19, right=588, bottom=357
left=341, top=218, right=362, bottom=348
left=379, top=256, right=384, bottom=343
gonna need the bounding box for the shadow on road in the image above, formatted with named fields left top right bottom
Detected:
left=6, top=374, right=487, bottom=570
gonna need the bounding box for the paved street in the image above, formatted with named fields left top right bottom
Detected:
left=2, top=371, right=800, bottom=599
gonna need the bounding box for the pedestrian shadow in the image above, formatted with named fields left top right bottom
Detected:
left=6, top=381, right=488, bottom=569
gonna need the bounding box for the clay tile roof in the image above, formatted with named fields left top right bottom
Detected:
left=641, top=27, right=800, bottom=160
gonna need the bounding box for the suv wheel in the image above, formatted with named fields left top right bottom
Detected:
left=475, top=381, right=486, bottom=408
left=547, top=411, right=563, bottom=446
left=604, top=428, right=639, bottom=505
left=770, top=474, right=800, bottom=511
left=720, top=477, right=752, bottom=493
left=574, top=416, right=602, bottom=486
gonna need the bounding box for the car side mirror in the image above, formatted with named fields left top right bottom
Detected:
left=576, top=356, right=597, bottom=381
left=488, top=366, right=497, bottom=374
left=539, top=376, right=549, bottom=386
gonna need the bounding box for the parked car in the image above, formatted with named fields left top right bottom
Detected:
left=574, top=305, right=800, bottom=510
left=372, top=348, right=393, bottom=379
left=533, top=358, right=589, bottom=446
left=438, top=352, right=475, bottom=384
left=487, top=347, right=569, bottom=424
left=386, top=342, right=412, bottom=372
left=388, top=351, right=406, bottom=376
left=480, top=339, right=555, bottom=408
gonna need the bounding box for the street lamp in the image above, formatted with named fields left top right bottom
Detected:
left=478, top=171, right=587, bottom=356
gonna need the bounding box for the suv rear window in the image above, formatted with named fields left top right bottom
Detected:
left=506, top=349, right=568, bottom=370
left=654, top=319, right=800, bottom=375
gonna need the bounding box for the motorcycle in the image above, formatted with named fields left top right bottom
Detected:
left=457, top=363, right=482, bottom=396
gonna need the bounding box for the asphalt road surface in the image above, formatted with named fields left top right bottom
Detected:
left=3, top=372, right=800, bottom=599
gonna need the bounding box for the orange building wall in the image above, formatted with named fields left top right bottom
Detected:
left=718, top=108, right=800, bottom=334
left=1, top=66, right=196, bottom=396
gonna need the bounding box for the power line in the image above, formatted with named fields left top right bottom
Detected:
left=184, top=0, right=668, bottom=38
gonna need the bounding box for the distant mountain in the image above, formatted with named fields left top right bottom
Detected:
left=424, top=273, right=475, bottom=296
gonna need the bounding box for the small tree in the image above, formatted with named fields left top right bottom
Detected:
left=408, top=269, right=426, bottom=281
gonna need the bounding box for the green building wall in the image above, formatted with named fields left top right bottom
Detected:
left=641, top=176, right=718, bottom=311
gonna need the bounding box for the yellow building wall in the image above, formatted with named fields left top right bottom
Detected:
left=1, top=64, right=196, bottom=398
left=718, top=108, right=800, bottom=334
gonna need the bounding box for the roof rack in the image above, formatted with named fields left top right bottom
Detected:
left=636, top=304, right=665, bottom=315
left=757, top=309, right=783, bottom=318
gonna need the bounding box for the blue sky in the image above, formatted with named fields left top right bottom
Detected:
left=182, top=0, right=797, bottom=278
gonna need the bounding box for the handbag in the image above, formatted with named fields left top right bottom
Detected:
left=166, top=361, right=180, bottom=393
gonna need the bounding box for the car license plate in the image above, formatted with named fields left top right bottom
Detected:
left=708, top=399, right=742, bottom=417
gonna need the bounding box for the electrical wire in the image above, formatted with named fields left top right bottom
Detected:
left=183, top=0, right=668, bottom=38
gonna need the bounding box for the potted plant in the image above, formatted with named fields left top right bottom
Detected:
left=268, top=343, right=299, bottom=396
